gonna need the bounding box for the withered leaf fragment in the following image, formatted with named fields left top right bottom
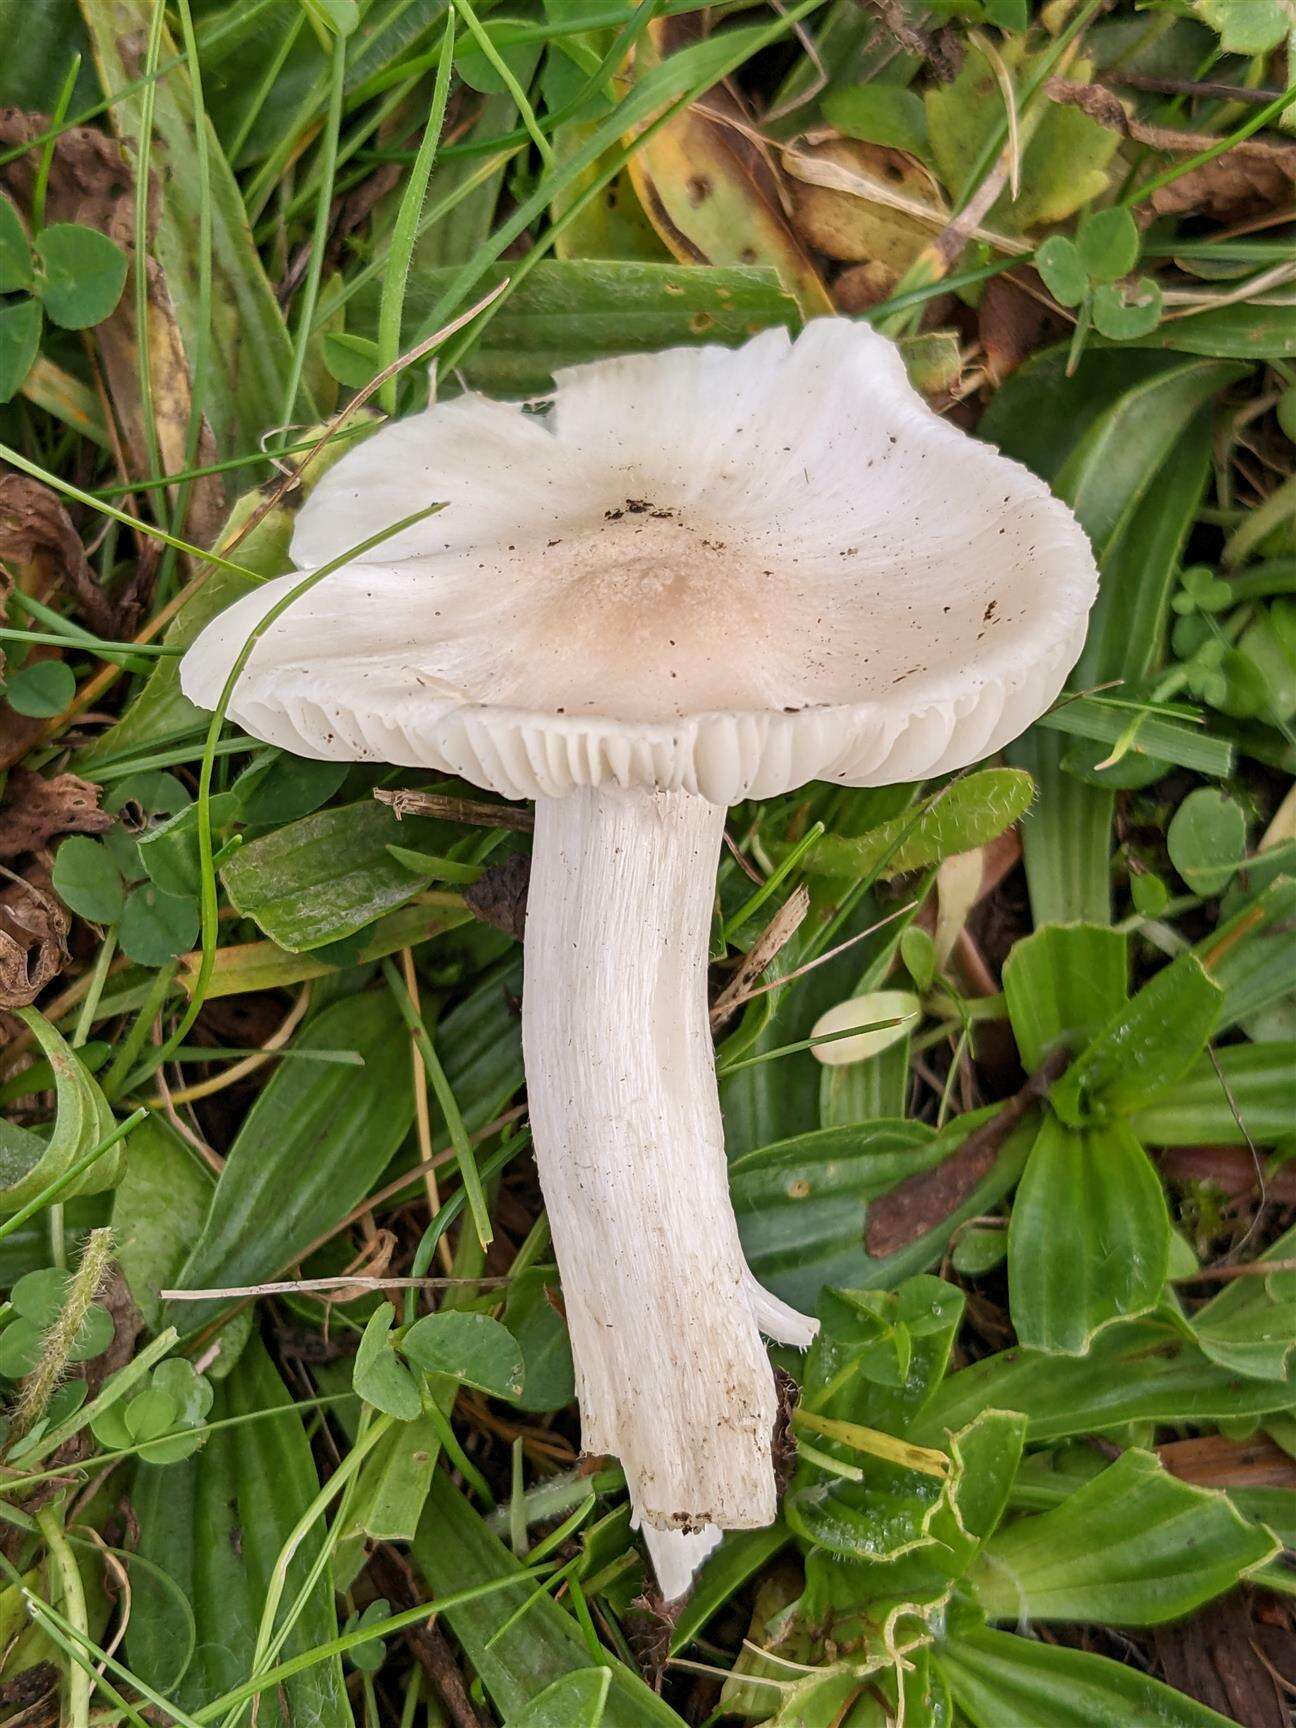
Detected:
left=0, top=770, right=112, bottom=861
left=0, top=471, right=118, bottom=638
left=626, top=17, right=833, bottom=317
left=1044, top=79, right=1296, bottom=219
left=0, top=868, right=70, bottom=1008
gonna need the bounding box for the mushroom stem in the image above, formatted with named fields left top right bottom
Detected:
left=522, top=786, right=816, bottom=1577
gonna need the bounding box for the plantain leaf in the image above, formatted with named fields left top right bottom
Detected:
left=1001, top=360, right=1238, bottom=926
left=221, top=798, right=459, bottom=951
left=1199, top=875, right=1296, bottom=1032
left=127, top=1337, right=349, bottom=1725
left=507, top=1670, right=611, bottom=1727
left=1048, top=952, right=1221, bottom=1126
left=413, top=1474, right=685, bottom=1726
left=1008, top=1117, right=1170, bottom=1355
left=1131, top=1042, right=1296, bottom=1145
left=1001, top=924, right=1128, bottom=1072
left=939, top=1625, right=1243, bottom=1728
left=0, top=1010, right=120, bottom=1210
left=1190, top=1225, right=1296, bottom=1382
left=970, top=1449, right=1277, bottom=1626
left=731, top=1119, right=940, bottom=1311
left=914, top=1323, right=1296, bottom=1447
left=370, top=259, right=799, bottom=397
left=163, top=992, right=414, bottom=1335
left=110, top=1115, right=214, bottom=1331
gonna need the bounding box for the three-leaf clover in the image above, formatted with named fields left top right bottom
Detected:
left=0, top=195, right=128, bottom=403
left=1197, top=0, right=1295, bottom=55
left=352, top=1301, right=526, bottom=1418
left=1035, top=206, right=1163, bottom=348
left=90, top=1358, right=214, bottom=1464
left=52, top=826, right=200, bottom=965
left=0, top=1267, right=114, bottom=1379
left=1172, top=565, right=1234, bottom=618
left=342, top=1600, right=391, bottom=1673
left=2, top=658, right=77, bottom=718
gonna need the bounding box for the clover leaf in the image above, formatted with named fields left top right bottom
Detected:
left=90, top=1357, right=213, bottom=1464
left=0, top=194, right=127, bottom=402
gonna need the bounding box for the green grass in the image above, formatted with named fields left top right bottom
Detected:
left=0, top=1, right=1294, bottom=1724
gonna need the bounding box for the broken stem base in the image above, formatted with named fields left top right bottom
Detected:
left=522, top=785, right=815, bottom=1592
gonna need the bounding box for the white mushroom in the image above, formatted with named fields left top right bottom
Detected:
left=181, top=318, right=1098, bottom=1595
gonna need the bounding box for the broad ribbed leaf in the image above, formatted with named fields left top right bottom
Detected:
left=1131, top=1042, right=1296, bottom=1145
left=363, top=260, right=796, bottom=396
left=1008, top=1117, right=1170, bottom=1354
left=0, top=1009, right=120, bottom=1209
left=110, top=1116, right=213, bottom=1330
left=914, top=1324, right=1296, bottom=1446
left=730, top=1119, right=939, bottom=1310
left=221, top=799, right=459, bottom=951
left=1055, top=359, right=1246, bottom=563
left=1001, top=924, right=1128, bottom=1071
left=1199, top=876, right=1296, bottom=1031
left=970, top=1449, right=1277, bottom=1625
left=508, top=1670, right=611, bottom=1727
left=1001, top=357, right=1236, bottom=926
left=940, top=1625, right=1243, bottom=1728
left=413, top=1475, right=685, bottom=1726
left=128, top=1338, right=348, bottom=1725
left=164, top=992, right=414, bottom=1334
left=1191, top=1225, right=1296, bottom=1381
left=1048, top=952, right=1221, bottom=1126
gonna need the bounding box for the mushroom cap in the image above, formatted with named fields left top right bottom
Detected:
left=181, top=319, right=1098, bottom=804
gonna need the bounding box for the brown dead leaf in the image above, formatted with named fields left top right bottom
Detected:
left=784, top=133, right=947, bottom=290
left=710, top=884, right=810, bottom=1029
left=859, top=0, right=964, bottom=81
left=1145, top=146, right=1296, bottom=220
left=0, top=104, right=130, bottom=231
left=624, top=1589, right=683, bottom=1693
left=375, top=787, right=534, bottom=831
left=0, top=471, right=118, bottom=638
left=1158, top=1145, right=1296, bottom=1205
left=0, top=1663, right=57, bottom=1715
left=1044, top=79, right=1296, bottom=219
left=626, top=17, right=833, bottom=317
left=866, top=1052, right=1065, bottom=1256
left=0, top=866, right=69, bottom=1008
left=979, top=272, right=1065, bottom=385
left=0, top=109, right=224, bottom=550
left=0, top=770, right=112, bottom=860
left=1153, top=1593, right=1289, bottom=1728
left=866, top=1124, right=1001, bottom=1257
left=833, top=261, right=901, bottom=313
left=463, top=852, right=530, bottom=940
left=1160, top=1433, right=1296, bottom=1490
left=771, top=1364, right=800, bottom=1495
